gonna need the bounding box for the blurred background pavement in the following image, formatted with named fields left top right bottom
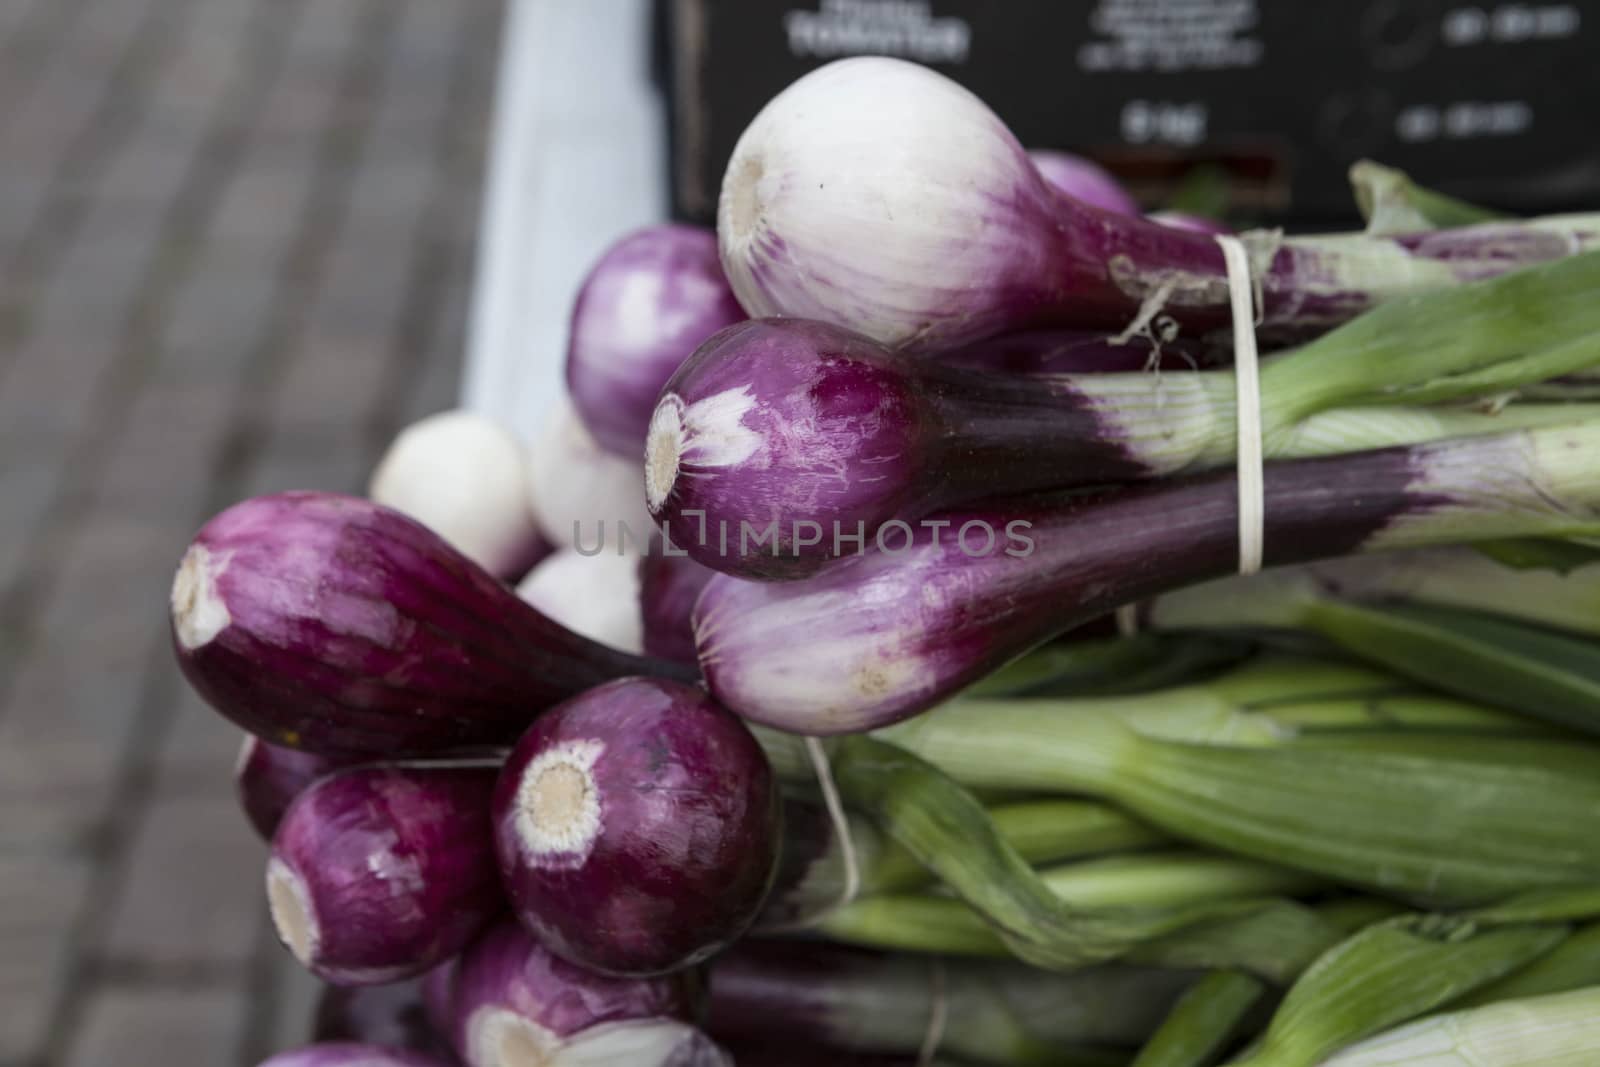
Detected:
left=0, top=1, right=509, bottom=1062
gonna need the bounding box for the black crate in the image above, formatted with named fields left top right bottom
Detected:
left=663, top=0, right=1600, bottom=225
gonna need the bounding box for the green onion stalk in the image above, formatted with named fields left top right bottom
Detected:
left=1145, top=552, right=1600, bottom=732
left=757, top=796, right=1170, bottom=930
left=787, top=659, right=1600, bottom=908
left=1349, top=160, right=1505, bottom=234
left=818, top=734, right=1335, bottom=977
left=1224, top=916, right=1567, bottom=1067
left=1317, top=987, right=1600, bottom=1066
left=1144, top=547, right=1600, bottom=641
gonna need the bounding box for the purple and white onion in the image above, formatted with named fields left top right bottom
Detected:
left=637, top=552, right=716, bottom=665
left=448, top=922, right=711, bottom=1067
left=235, top=736, right=351, bottom=840
left=1028, top=148, right=1139, bottom=215
left=693, top=421, right=1600, bottom=732
left=719, top=57, right=1600, bottom=350
left=267, top=764, right=502, bottom=985
left=567, top=225, right=744, bottom=458
left=170, top=492, right=690, bottom=756
left=491, top=677, right=781, bottom=976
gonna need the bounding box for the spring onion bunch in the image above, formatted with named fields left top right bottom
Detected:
left=175, top=50, right=1600, bottom=1067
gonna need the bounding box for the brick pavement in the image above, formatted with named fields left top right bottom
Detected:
left=0, top=2, right=505, bottom=1063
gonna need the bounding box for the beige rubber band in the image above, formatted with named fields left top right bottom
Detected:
left=1215, top=234, right=1265, bottom=576
left=804, top=736, right=862, bottom=916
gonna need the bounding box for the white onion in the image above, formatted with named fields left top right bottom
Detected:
left=369, top=410, right=544, bottom=579
left=516, top=548, right=644, bottom=654
left=526, top=397, right=655, bottom=555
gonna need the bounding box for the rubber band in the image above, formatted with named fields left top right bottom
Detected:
left=804, top=736, right=862, bottom=916
left=918, top=959, right=949, bottom=1066
left=1215, top=234, right=1265, bottom=576
left=1114, top=603, right=1140, bottom=636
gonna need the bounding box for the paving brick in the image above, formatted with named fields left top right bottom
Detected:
left=89, top=382, right=239, bottom=515
left=0, top=437, right=62, bottom=595
left=266, top=952, right=324, bottom=1052
left=155, top=685, right=246, bottom=791
left=0, top=853, right=93, bottom=1063
left=0, top=0, right=502, bottom=1050
left=64, top=982, right=251, bottom=1067
left=0, top=0, right=163, bottom=262
left=101, top=786, right=266, bottom=968
left=239, top=430, right=375, bottom=499
left=0, top=510, right=182, bottom=817
left=0, top=0, right=43, bottom=43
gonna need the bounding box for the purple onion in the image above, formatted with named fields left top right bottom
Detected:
left=719, top=57, right=1600, bottom=351
left=693, top=421, right=1600, bottom=732
left=260, top=1046, right=455, bottom=1067
left=646, top=317, right=1178, bottom=577
left=1149, top=210, right=1233, bottom=235
left=491, top=678, right=781, bottom=976
left=637, top=552, right=715, bottom=664
left=170, top=492, right=694, bottom=756
left=449, top=922, right=709, bottom=1067
left=268, top=764, right=503, bottom=985
left=313, top=977, right=454, bottom=1059
left=567, top=225, right=746, bottom=457
left=236, top=735, right=352, bottom=840
left=1028, top=148, right=1139, bottom=215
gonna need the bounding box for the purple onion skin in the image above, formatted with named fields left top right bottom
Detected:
left=568, top=225, right=746, bottom=457
left=260, top=1044, right=456, bottom=1067
left=706, top=943, right=919, bottom=1061
left=940, top=328, right=1223, bottom=376
left=270, top=765, right=503, bottom=986
left=638, top=553, right=716, bottom=664
left=1029, top=149, right=1139, bottom=216
left=694, top=441, right=1451, bottom=734
left=450, top=921, right=702, bottom=1052
left=491, top=678, right=781, bottom=976
left=313, top=978, right=457, bottom=1060
left=237, top=736, right=352, bottom=840
left=648, top=318, right=1157, bottom=579
left=170, top=492, right=695, bottom=757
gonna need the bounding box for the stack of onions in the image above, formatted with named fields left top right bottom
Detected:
left=158, top=53, right=1600, bottom=1067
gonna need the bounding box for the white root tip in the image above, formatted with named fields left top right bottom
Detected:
left=266, top=857, right=319, bottom=967
left=723, top=152, right=767, bottom=251
left=171, top=543, right=231, bottom=650
left=514, top=740, right=606, bottom=867
left=469, top=1007, right=561, bottom=1067
left=644, top=397, right=685, bottom=513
